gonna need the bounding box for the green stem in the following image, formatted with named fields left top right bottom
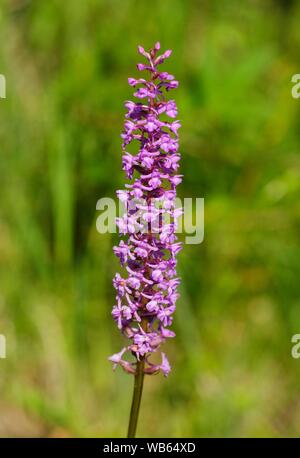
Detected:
left=127, top=357, right=145, bottom=438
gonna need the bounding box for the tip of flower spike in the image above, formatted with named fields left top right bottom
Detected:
left=154, top=42, right=161, bottom=51
left=137, top=45, right=150, bottom=60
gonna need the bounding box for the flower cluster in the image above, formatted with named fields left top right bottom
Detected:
left=109, top=42, right=182, bottom=377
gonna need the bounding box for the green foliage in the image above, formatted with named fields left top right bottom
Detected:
left=1, top=0, right=300, bottom=437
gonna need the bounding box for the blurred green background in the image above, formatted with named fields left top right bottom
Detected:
left=1, top=0, right=300, bottom=437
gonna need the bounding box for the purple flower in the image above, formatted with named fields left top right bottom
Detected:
left=109, top=42, right=182, bottom=377
left=160, top=353, right=171, bottom=377
left=109, top=348, right=136, bottom=374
